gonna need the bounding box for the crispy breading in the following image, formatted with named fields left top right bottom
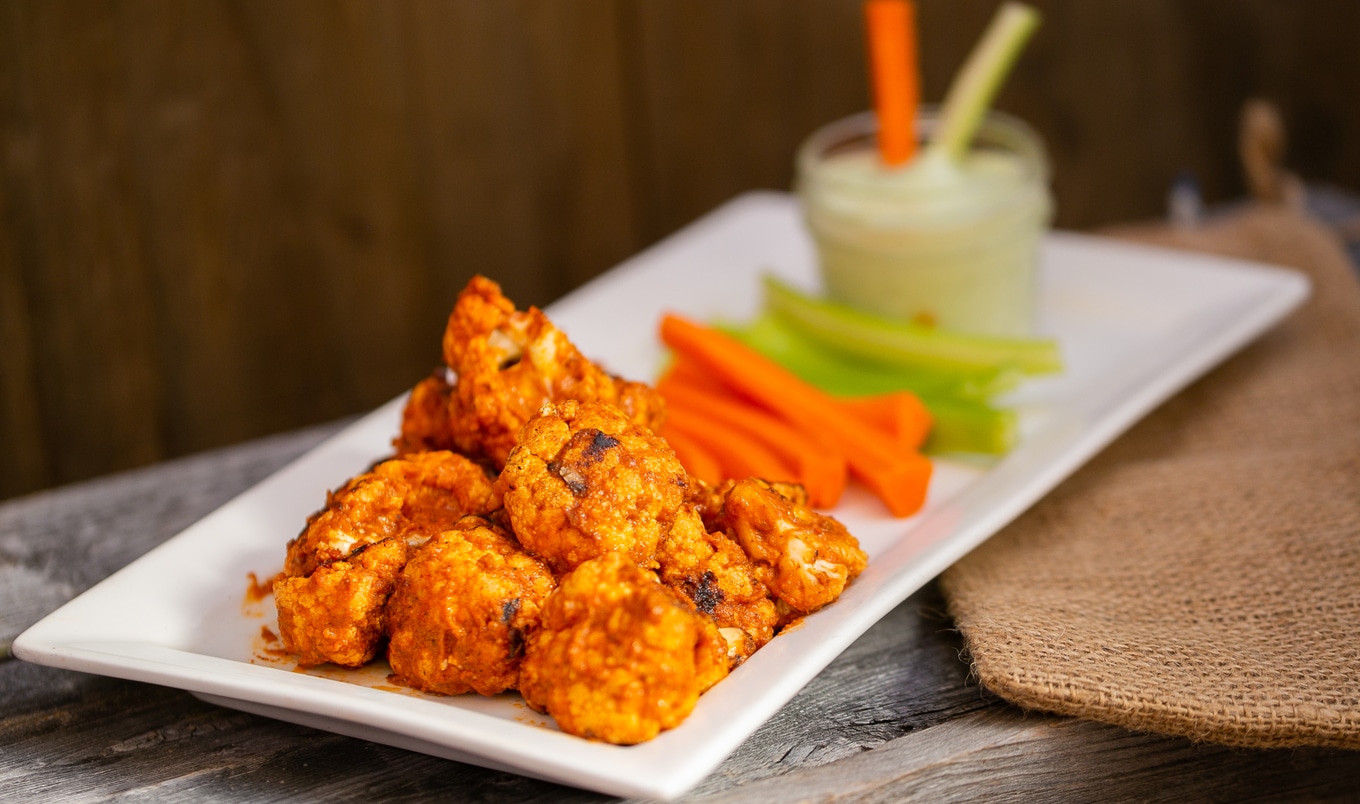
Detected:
left=283, top=473, right=403, bottom=580
left=284, top=450, right=495, bottom=579
left=496, top=400, right=689, bottom=575
left=273, top=537, right=408, bottom=667
left=386, top=518, right=556, bottom=696
left=706, top=478, right=868, bottom=615
left=435, top=275, right=665, bottom=469
left=518, top=552, right=728, bottom=744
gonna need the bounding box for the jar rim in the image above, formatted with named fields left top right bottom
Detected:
left=795, top=106, right=1050, bottom=188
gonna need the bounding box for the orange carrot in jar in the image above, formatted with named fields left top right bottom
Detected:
left=864, top=0, right=920, bottom=165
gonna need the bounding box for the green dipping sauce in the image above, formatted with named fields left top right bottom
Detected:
left=796, top=108, right=1053, bottom=337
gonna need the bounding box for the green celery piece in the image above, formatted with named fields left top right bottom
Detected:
left=926, top=2, right=1042, bottom=164
left=722, top=312, right=1022, bottom=400
left=762, top=275, right=1063, bottom=375
left=919, top=395, right=1018, bottom=456
left=722, top=313, right=1021, bottom=455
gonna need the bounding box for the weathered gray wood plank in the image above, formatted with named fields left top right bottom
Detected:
left=0, top=419, right=346, bottom=636
left=694, top=707, right=1360, bottom=803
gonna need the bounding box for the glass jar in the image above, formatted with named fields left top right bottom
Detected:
left=796, top=108, right=1053, bottom=336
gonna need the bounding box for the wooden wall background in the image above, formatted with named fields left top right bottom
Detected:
left=3, top=0, right=1359, bottom=501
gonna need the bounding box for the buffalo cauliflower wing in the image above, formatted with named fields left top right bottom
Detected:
left=373, top=449, right=498, bottom=540
left=386, top=517, right=556, bottom=696
left=518, top=551, right=728, bottom=744
left=275, top=451, right=496, bottom=667
left=273, top=536, right=408, bottom=667
left=283, top=450, right=496, bottom=579
left=706, top=478, right=867, bottom=616
left=655, top=506, right=778, bottom=665
left=496, top=400, right=689, bottom=575
left=434, top=275, right=665, bottom=469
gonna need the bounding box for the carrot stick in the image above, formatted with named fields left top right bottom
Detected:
left=663, top=352, right=851, bottom=476
left=660, top=313, right=932, bottom=517
left=662, top=426, right=724, bottom=485
left=850, top=449, right=933, bottom=518
left=658, top=355, right=730, bottom=396
left=836, top=391, right=935, bottom=513
left=839, top=391, right=933, bottom=452
left=661, top=313, right=903, bottom=467
left=659, top=375, right=848, bottom=508
left=664, top=407, right=796, bottom=486
left=865, top=0, right=919, bottom=165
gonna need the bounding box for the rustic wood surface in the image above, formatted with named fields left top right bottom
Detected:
left=6, top=0, right=1360, bottom=501
left=4, top=423, right=1359, bottom=802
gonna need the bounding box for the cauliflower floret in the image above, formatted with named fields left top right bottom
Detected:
left=707, top=478, right=868, bottom=615
left=656, top=507, right=778, bottom=666
left=284, top=450, right=495, bottom=579
left=437, top=275, right=665, bottom=469
left=495, top=400, right=689, bottom=575
left=386, top=517, right=556, bottom=696
left=275, top=451, right=496, bottom=668
left=371, top=449, right=498, bottom=538
left=273, top=537, right=408, bottom=667
left=691, top=476, right=807, bottom=531
left=518, top=552, right=728, bottom=744
left=393, top=369, right=458, bottom=456
left=283, top=473, right=405, bottom=580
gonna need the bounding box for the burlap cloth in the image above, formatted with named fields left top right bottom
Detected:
left=938, top=202, right=1360, bottom=750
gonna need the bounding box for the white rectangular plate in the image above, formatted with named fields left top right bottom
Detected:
left=15, top=192, right=1310, bottom=800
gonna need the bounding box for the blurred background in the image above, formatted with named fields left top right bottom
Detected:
left=4, top=0, right=1359, bottom=501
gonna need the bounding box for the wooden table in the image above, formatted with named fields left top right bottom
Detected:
left=4, top=421, right=1359, bottom=802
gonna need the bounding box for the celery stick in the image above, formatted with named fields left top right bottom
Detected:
left=927, top=2, right=1042, bottom=164
left=762, top=275, right=1063, bottom=375
left=722, top=312, right=1021, bottom=455
left=722, top=313, right=1023, bottom=400
left=919, top=395, right=1018, bottom=456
